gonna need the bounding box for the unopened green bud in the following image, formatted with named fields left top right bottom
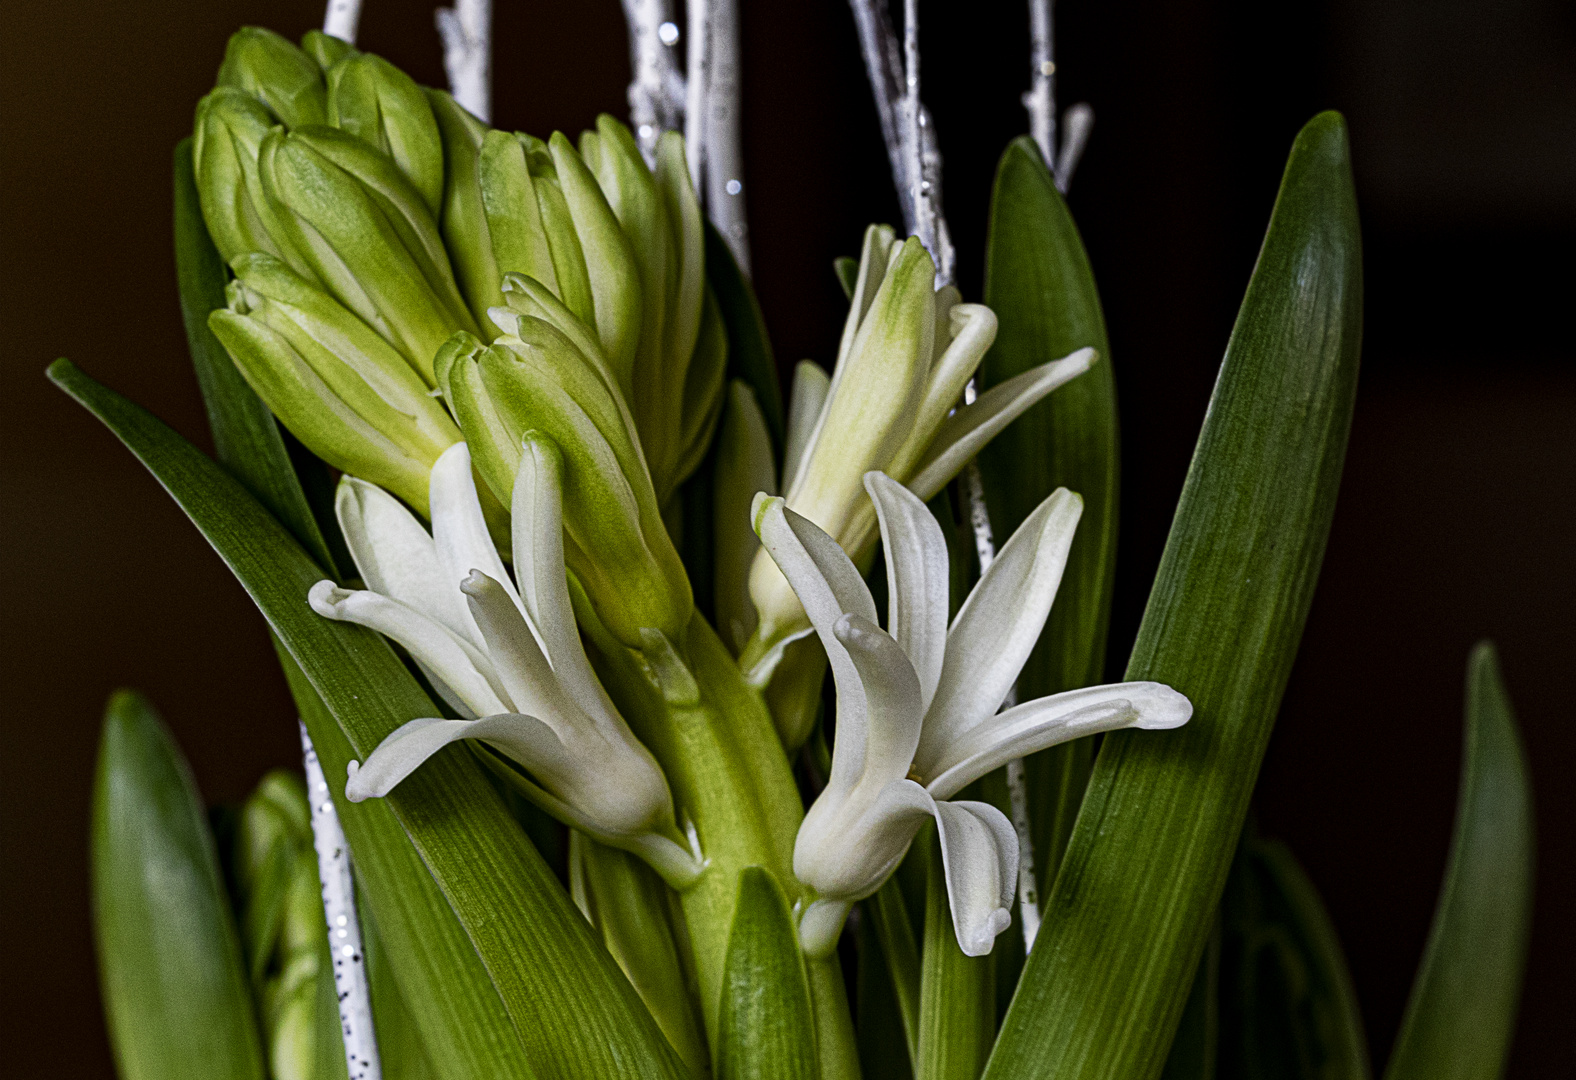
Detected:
left=257, top=125, right=479, bottom=382
left=192, top=88, right=303, bottom=270
left=436, top=316, right=692, bottom=647
left=216, top=27, right=327, bottom=129
left=427, top=89, right=504, bottom=335
left=579, top=117, right=714, bottom=506
left=210, top=253, right=461, bottom=514
left=327, top=51, right=444, bottom=216
left=300, top=29, right=355, bottom=72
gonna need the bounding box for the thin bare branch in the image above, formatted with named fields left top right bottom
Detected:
left=684, top=0, right=710, bottom=189
left=705, top=0, right=751, bottom=273
left=436, top=0, right=492, bottom=122
left=621, top=0, right=687, bottom=164
left=323, top=0, right=362, bottom=43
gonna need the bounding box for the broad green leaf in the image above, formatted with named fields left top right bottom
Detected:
left=706, top=221, right=784, bottom=456
left=917, top=830, right=993, bottom=1080
left=279, top=647, right=533, bottom=1080
left=1383, top=642, right=1533, bottom=1080
left=984, top=111, right=1363, bottom=1080
left=51, top=359, right=686, bottom=1080
left=1160, top=926, right=1220, bottom=1080
left=360, top=888, right=441, bottom=1080
left=717, top=867, right=818, bottom=1080
left=91, top=690, right=267, bottom=1080
left=1218, top=835, right=1368, bottom=1080
left=979, top=136, right=1118, bottom=898
left=175, top=137, right=335, bottom=571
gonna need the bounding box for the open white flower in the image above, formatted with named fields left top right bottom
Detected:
left=308, top=438, right=701, bottom=886
left=753, top=472, right=1191, bottom=957
left=741, top=224, right=1096, bottom=682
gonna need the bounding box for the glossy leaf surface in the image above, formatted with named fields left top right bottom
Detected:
left=717, top=867, right=819, bottom=1080
left=985, top=112, right=1363, bottom=1080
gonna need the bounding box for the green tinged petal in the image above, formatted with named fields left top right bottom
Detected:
left=479, top=130, right=560, bottom=296
left=327, top=51, right=445, bottom=216
left=428, top=89, right=504, bottom=335
left=192, top=88, right=293, bottom=267
left=211, top=253, right=459, bottom=514
left=216, top=27, right=327, bottom=129
left=258, top=125, right=478, bottom=381
left=300, top=30, right=356, bottom=73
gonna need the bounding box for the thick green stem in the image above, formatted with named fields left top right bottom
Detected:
left=584, top=607, right=860, bottom=1076
left=918, top=834, right=994, bottom=1080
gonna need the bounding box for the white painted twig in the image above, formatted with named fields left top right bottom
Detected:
left=846, top=0, right=954, bottom=284
left=301, top=724, right=381, bottom=1080
left=704, top=0, right=751, bottom=273
left=323, top=0, right=362, bottom=42
left=1025, top=0, right=1056, bottom=170
left=436, top=0, right=492, bottom=122
left=684, top=0, right=710, bottom=191
left=1056, top=102, right=1094, bottom=192
left=621, top=0, right=687, bottom=164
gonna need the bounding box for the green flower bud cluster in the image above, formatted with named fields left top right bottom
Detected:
left=229, top=770, right=341, bottom=1080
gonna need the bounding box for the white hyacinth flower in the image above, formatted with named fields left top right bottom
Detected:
left=741, top=224, right=1097, bottom=682
left=753, top=473, right=1192, bottom=957
left=308, top=438, right=702, bottom=886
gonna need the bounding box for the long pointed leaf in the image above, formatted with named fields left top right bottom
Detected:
left=91, top=691, right=267, bottom=1080
left=717, top=867, right=818, bottom=1080
left=980, top=137, right=1118, bottom=897
left=50, top=358, right=686, bottom=1080
left=1383, top=642, right=1533, bottom=1080
left=706, top=221, right=784, bottom=456
left=917, top=832, right=993, bottom=1080
left=985, top=111, right=1363, bottom=1080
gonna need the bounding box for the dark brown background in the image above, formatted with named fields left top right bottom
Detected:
left=3, top=0, right=1571, bottom=1075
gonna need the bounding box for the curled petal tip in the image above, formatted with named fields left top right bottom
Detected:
left=1134, top=683, right=1194, bottom=729
left=344, top=759, right=372, bottom=803
left=959, top=907, right=1012, bottom=957
left=308, top=579, right=351, bottom=617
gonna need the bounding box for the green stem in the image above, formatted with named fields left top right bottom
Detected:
left=917, top=833, right=994, bottom=1080
left=584, top=607, right=860, bottom=1076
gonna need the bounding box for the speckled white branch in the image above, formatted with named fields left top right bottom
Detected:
left=684, top=0, right=710, bottom=190
left=704, top=0, right=751, bottom=273
left=323, top=0, right=363, bottom=42
left=1024, top=0, right=1093, bottom=194
left=436, top=0, right=492, bottom=122
left=621, top=0, right=686, bottom=164
left=301, top=723, right=381, bottom=1080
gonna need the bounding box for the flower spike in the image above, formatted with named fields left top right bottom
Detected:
left=753, top=474, right=1192, bottom=956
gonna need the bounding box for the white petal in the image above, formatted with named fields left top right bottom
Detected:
left=430, top=442, right=523, bottom=649
left=924, top=682, right=1193, bottom=799
left=932, top=799, right=1018, bottom=957
left=798, top=899, right=853, bottom=959
left=864, top=472, right=948, bottom=712
left=917, top=488, right=1082, bottom=776
left=906, top=348, right=1096, bottom=500
left=334, top=476, right=471, bottom=641
left=782, top=360, right=831, bottom=496
left=460, top=571, right=564, bottom=724
left=887, top=303, right=999, bottom=481
left=834, top=613, right=924, bottom=788
left=794, top=776, right=933, bottom=901
left=344, top=711, right=566, bottom=801
left=308, top=580, right=509, bottom=717
left=753, top=493, right=879, bottom=795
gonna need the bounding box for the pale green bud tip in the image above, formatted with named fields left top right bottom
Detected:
left=300, top=29, right=356, bottom=72
left=216, top=26, right=328, bottom=129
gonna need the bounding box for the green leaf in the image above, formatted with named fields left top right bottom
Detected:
left=858, top=911, right=916, bottom=1080
left=360, top=887, right=441, bottom=1080
left=833, top=256, right=859, bottom=302
left=706, top=221, right=784, bottom=456
left=984, top=111, right=1363, bottom=1080
left=50, top=358, right=686, bottom=1080
left=865, top=876, right=922, bottom=1065
left=979, top=136, right=1118, bottom=898
left=1218, top=835, right=1369, bottom=1080
left=717, top=867, right=819, bottom=1080
left=1160, top=925, right=1220, bottom=1080
left=917, top=828, right=993, bottom=1080
left=91, top=690, right=267, bottom=1080
left=1383, top=642, right=1533, bottom=1080
left=175, top=137, right=335, bottom=571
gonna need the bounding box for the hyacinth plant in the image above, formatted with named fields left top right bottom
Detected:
left=68, top=4, right=1534, bottom=1080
